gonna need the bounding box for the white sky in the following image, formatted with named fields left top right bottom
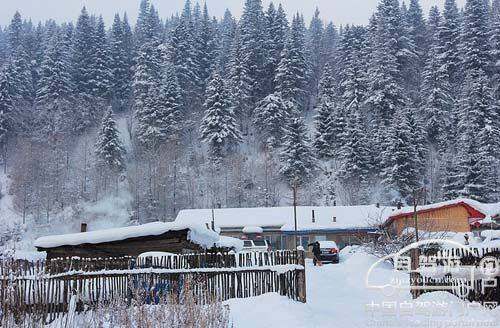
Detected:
left=0, top=0, right=467, bottom=27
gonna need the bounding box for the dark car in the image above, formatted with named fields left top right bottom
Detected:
left=318, top=241, right=339, bottom=263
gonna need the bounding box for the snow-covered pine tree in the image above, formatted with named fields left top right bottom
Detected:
left=381, top=108, right=421, bottom=202
left=227, top=26, right=253, bottom=133
left=253, top=92, right=287, bottom=150
left=95, top=108, right=125, bottom=172
left=338, top=107, right=372, bottom=204
left=406, top=108, right=428, bottom=177
left=239, top=0, right=267, bottom=104
left=200, top=71, right=242, bottom=162
left=262, top=3, right=288, bottom=94
left=217, top=10, right=237, bottom=75
left=439, top=0, right=462, bottom=96
left=110, top=14, right=132, bottom=111
left=72, top=7, right=95, bottom=98
left=366, top=0, right=406, bottom=126
left=6, top=46, right=33, bottom=102
left=90, top=16, right=112, bottom=100
left=403, top=0, right=426, bottom=102
left=279, top=112, right=315, bottom=187
left=133, top=40, right=164, bottom=147
left=422, top=10, right=454, bottom=151
left=0, top=27, right=6, bottom=65
left=7, top=12, right=23, bottom=56
left=307, top=8, right=324, bottom=103
left=0, top=71, right=13, bottom=147
left=194, top=3, right=218, bottom=92
left=490, top=0, right=500, bottom=102
left=338, top=26, right=368, bottom=112
left=275, top=14, right=308, bottom=110
left=36, top=33, right=73, bottom=107
left=441, top=152, right=463, bottom=200
left=321, top=22, right=338, bottom=65
left=168, top=1, right=199, bottom=111
left=457, top=70, right=499, bottom=201
left=462, top=0, right=490, bottom=75
left=135, top=0, right=151, bottom=49
left=313, top=63, right=337, bottom=159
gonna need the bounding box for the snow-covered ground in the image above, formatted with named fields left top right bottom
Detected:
left=227, top=248, right=500, bottom=328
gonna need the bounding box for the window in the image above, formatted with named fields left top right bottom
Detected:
left=243, top=240, right=253, bottom=247
left=253, top=240, right=267, bottom=246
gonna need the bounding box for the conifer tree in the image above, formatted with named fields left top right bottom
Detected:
left=200, top=71, right=242, bottom=161
left=381, top=108, right=420, bottom=201
left=462, top=0, right=490, bottom=75
left=169, top=1, right=199, bottom=110
left=275, top=14, right=308, bottom=110
left=0, top=71, right=13, bottom=148
left=313, top=64, right=337, bottom=159
left=90, top=16, right=112, bottom=99
left=36, top=33, right=73, bottom=107
left=239, top=0, right=266, bottom=104
left=110, top=14, right=133, bottom=110
left=253, top=93, right=287, bottom=149
left=307, top=8, right=324, bottom=101
left=263, top=3, right=288, bottom=94
left=227, top=26, right=253, bottom=131
left=95, top=108, right=126, bottom=172
left=422, top=11, right=453, bottom=150
left=366, top=0, right=406, bottom=126
left=439, top=0, right=462, bottom=95
left=217, top=10, right=237, bottom=75
left=7, top=12, right=23, bottom=55
left=338, top=108, right=372, bottom=204
left=279, top=114, right=315, bottom=187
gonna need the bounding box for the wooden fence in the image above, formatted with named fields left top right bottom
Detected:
left=411, top=246, right=499, bottom=304
left=0, top=250, right=306, bottom=322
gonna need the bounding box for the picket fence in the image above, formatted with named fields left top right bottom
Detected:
left=412, top=246, right=500, bottom=304
left=0, top=250, right=307, bottom=323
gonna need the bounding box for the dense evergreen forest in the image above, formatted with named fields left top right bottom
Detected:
left=0, top=0, right=499, bottom=227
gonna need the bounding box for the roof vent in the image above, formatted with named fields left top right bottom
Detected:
left=312, top=210, right=316, bottom=223
left=332, top=216, right=336, bottom=223
left=376, top=202, right=380, bottom=208
left=80, top=223, right=87, bottom=232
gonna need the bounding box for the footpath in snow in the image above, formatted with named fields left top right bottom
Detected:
left=227, top=248, right=500, bottom=328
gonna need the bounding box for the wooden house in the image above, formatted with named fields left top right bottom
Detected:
left=34, top=222, right=241, bottom=260
left=383, top=199, right=500, bottom=236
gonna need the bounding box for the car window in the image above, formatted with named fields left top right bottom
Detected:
left=243, top=240, right=253, bottom=247
left=253, top=240, right=266, bottom=246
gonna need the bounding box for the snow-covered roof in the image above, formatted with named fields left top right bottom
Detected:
left=175, top=205, right=393, bottom=232
left=387, top=198, right=500, bottom=222
left=34, top=222, right=221, bottom=250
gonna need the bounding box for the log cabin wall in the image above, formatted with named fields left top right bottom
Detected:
left=37, top=229, right=202, bottom=260
left=392, top=204, right=472, bottom=235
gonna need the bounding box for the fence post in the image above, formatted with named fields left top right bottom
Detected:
left=297, top=249, right=307, bottom=303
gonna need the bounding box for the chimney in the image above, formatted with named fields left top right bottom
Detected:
left=312, top=210, right=315, bottom=223
left=332, top=216, right=337, bottom=223
left=80, top=223, right=87, bottom=233
left=376, top=202, right=380, bottom=208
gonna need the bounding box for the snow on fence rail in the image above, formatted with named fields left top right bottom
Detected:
left=411, top=246, right=499, bottom=304
left=0, top=251, right=306, bottom=322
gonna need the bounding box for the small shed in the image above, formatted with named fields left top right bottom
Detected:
left=34, top=222, right=235, bottom=260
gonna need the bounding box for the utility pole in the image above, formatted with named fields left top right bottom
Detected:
left=411, top=187, right=425, bottom=299
left=293, top=180, right=298, bottom=249
left=211, top=208, right=215, bottom=231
